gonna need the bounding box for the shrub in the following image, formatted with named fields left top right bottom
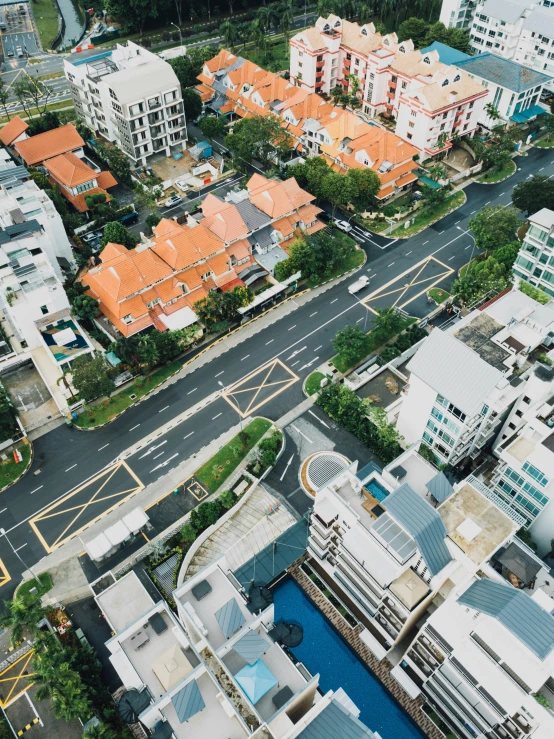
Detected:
left=189, top=500, right=223, bottom=533
left=179, top=523, right=197, bottom=544
left=219, top=489, right=238, bottom=509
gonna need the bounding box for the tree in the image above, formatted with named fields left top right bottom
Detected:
left=145, top=213, right=161, bottom=234
left=279, top=0, right=294, bottom=41
left=0, top=594, right=47, bottom=647
left=194, top=286, right=253, bottom=328
left=469, top=205, right=520, bottom=251
left=420, top=184, right=448, bottom=209
left=398, top=17, right=428, bottom=47
left=320, top=170, right=356, bottom=214
left=189, top=500, right=222, bottom=533
left=100, top=221, right=138, bottom=250
left=95, top=141, right=131, bottom=185
left=219, top=20, right=237, bottom=49
left=83, top=723, right=119, bottom=739
left=27, top=110, right=61, bottom=136
left=330, top=84, right=344, bottom=105
left=72, top=295, right=99, bottom=322
left=13, top=74, right=53, bottom=119
left=182, top=88, right=203, bottom=122
left=0, top=383, right=18, bottom=442
left=333, top=325, right=370, bottom=366
left=28, top=169, right=51, bottom=190
left=347, top=168, right=380, bottom=209
left=226, top=115, right=292, bottom=169
left=485, top=102, right=501, bottom=123
left=372, top=307, right=404, bottom=343
left=179, top=523, right=197, bottom=544
left=0, top=78, right=10, bottom=121
left=219, top=489, right=238, bottom=509
left=198, top=115, right=226, bottom=142
left=71, top=354, right=115, bottom=402
left=427, top=162, right=448, bottom=182
left=288, top=230, right=355, bottom=280
left=512, top=175, right=554, bottom=215
left=494, top=241, right=520, bottom=270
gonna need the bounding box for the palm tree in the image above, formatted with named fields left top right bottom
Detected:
left=257, top=5, right=279, bottom=34
left=250, top=20, right=267, bottom=56
left=83, top=723, right=118, bottom=739
left=32, top=655, right=92, bottom=722
left=427, top=162, right=448, bottom=182
left=0, top=595, right=47, bottom=647
left=485, top=102, right=501, bottom=122
left=330, top=84, right=344, bottom=104
left=219, top=20, right=237, bottom=51
left=279, top=2, right=294, bottom=42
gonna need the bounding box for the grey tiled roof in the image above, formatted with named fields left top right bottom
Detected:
left=0, top=219, right=42, bottom=245
left=233, top=630, right=269, bottom=664
left=296, top=698, right=375, bottom=739
left=479, top=0, right=529, bottom=24
left=458, top=579, right=554, bottom=659
left=248, top=224, right=274, bottom=249
left=456, top=53, right=552, bottom=93
left=384, top=483, right=451, bottom=576
left=171, top=679, right=205, bottom=723
left=235, top=199, right=271, bottom=230
left=426, top=472, right=454, bottom=503
left=214, top=597, right=246, bottom=638
left=496, top=541, right=543, bottom=585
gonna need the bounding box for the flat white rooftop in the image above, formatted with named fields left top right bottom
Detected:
left=96, top=571, right=154, bottom=633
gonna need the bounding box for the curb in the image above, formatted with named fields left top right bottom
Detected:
left=390, top=190, right=467, bottom=239
left=473, top=161, right=517, bottom=185
left=0, top=441, right=34, bottom=495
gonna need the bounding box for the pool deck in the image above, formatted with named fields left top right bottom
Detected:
left=289, top=561, right=443, bottom=739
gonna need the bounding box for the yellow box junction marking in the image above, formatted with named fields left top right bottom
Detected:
left=0, top=650, right=35, bottom=708
left=361, top=256, right=454, bottom=314
left=222, top=359, right=299, bottom=418
left=29, top=461, right=143, bottom=553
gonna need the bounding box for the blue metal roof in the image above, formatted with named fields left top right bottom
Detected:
left=356, top=461, right=382, bottom=482
left=458, top=579, right=554, bottom=659
left=233, top=630, right=269, bottom=664
left=510, top=104, right=547, bottom=123
left=426, top=472, right=454, bottom=503
left=456, top=53, right=552, bottom=93
left=383, top=484, right=451, bottom=576
left=420, top=41, right=470, bottom=66
left=296, top=698, right=375, bottom=739
left=215, top=597, right=246, bottom=638
left=171, top=679, right=205, bottom=723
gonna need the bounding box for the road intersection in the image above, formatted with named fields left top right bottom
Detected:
left=0, top=141, right=552, bottom=602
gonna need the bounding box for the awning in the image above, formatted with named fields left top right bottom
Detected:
left=426, top=471, right=454, bottom=503
left=121, top=507, right=149, bottom=535
left=215, top=598, right=246, bottom=638
left=84, top=532, right=112, bottom=561
left=158, top=306, right=198, bottom=330
left=152, top=645, right=193, bottom=691
left=104, top=520, right=131, bottom=547
left=53, top=327, right=77, bottom=346
left=233, top=630, right=269, bottom=664
left=235, top=658, right=278, bottom=704
left=148, top=611, right=167, bottom=635
left=510, top=104, right=547, bottom=123
left=151, top=722, right=174, bottom=739
left=172, top=679, right=205, bottom=723
left=116, top=688, right=151, bottom=722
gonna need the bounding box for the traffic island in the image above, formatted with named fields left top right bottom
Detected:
left=475, top=160, right=516, bottom=183
left=0, top=443, right=32, bottom=492
left=390, top=190, right=466, bottom=238
left=304, top=371, right=327, bottom=397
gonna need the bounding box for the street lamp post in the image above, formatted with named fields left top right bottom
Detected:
left=457, top=226, right=477, bottom=269
left=170, top=22, right=184, bottom=55
left=0, top=527, right=42, bottom=588
left=218, top=381, right=243, bottom=431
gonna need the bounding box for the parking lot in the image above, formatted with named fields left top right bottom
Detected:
left=1, top=3, right=39, bottom=63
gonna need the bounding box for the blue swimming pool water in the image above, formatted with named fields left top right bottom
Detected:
left=273, top=578, right=424, bottom=739
left=366, top=479, right=390, bottom=503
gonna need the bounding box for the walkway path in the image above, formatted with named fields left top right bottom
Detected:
left=289, top=563, right=443, bottom=739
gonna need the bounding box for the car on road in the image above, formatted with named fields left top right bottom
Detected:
left=16, top=46, right=24, bottom=57
left=333, top=219, right=353, bottom=232
left=6, top=49, right=13, bottom=57
left=348, top=275, right=370, bottom=294
left=164, top=195, right=183, bottom=208
left=174, top=179, right=190, bottom=193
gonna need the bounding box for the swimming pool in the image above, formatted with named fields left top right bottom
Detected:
left=366, top=479, right=390, bottom=503
left=273, top=578, right=424, bottom=739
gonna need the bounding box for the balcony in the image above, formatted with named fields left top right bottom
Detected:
left=407, top=648, right=433, bottom=677
left=148, top=99, right=162, bottom=110
left=377, top=605, right=402, bottom=634
left=148, top=112, right=162, bottom=125
left=167, top=103, right=184, bottom=117
left=382, top=595, right=407, bottom=624
left=150, top=125, right=166, bottom=139
left=374, top=612, right=399, bottom=640
left=310, top=517, right=332, bottom=540
left=314, top=511, right=337, bottom=528
left=412, top=641, right=441, bottom=671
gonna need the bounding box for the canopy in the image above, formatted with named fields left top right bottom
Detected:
left=121, top=507, right=149, bottom=535
left=269, top=620, right=304, bottom=648
left=152, top=645, right=193, bottom=691
left=215, top=597, right=246, bottom=638
left=426, top=471, right=454, bottom=503
left=234, top=630, right=269, bottom=664
left=104, top=520, right=130, bottom=547
left=248, top=583, right=273, bottom=612
left=510, top=104, right=546, bottom=123
left=172, top=679, right=205, bottom=723
left=235, top=658, right=278, bottom=704
left=151, top=722, right=174, bottom=739
left=116, top=689, right=151, bottom=723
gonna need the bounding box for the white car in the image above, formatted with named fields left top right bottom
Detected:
left=333, top=219, right=352, bottom=233
left=348, top=276, right=370, bottom=294
left=175, top=179, right=190, bottom=193
left=16, top=46, right=24, bottom=58
left=164, top=195, right=183, bottom=208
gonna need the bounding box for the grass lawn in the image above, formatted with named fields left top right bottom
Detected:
left=331, top=317, right=415, bottom=374
left=392, top=191, right=465, bottom=237
left=476, top=160, right=516, bottom=183
left=0, top=444, right=31, bottom=488
left=0, top=102, right=74, bottom=125
left=18, top=573, right=53, bottom=601
left=36, top=71, right=65, bottom=82
left=306, top=247, right=365, bottom=288
left=243, top=39, right=290, bottom=72
left=305, top=371, right=326, bottom=396
left=429, top=287, right=450, bottom=304
left=535, top=136, right=554, bottom=148
left=195, top=418, right=272, bottom=493
left=75, top=362, right=181, bottom=428
left=33, top=0, right=61, bottom=50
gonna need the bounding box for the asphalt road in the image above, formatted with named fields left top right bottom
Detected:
left=0, top=145, right=551, bottom=601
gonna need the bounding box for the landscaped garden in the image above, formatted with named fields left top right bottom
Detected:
left=476, top=159, right=516, bottom=183
left=428, top=287, right=450, bottom=304
left=0, top=443, right=31, bottom=488
left=391, top=190, right=465, bottom=237
left=305, top=371, right=327, bottom=396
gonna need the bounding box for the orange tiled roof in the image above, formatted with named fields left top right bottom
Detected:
left=151, top=221, right=224, bottom=271
left=97, top=170, right=118, bottom=189
left=247, top=174, right=313, bottom=219
left=227, top=239, right=251, bottom=262
left=227, top=60, right=270, bottom=89
left=206, top=49, right=237, bottom=73
left=272, top=216, right=296, bottom=238
left=202, top=200, right=249, bottom=242
left=0, top=116, right=28, bottom=146
left=15, top=124, right=84, bottom=166
left=58, top=185, right=112, bottom=213
left=207, top=252, right=231, bottom=276
left=297, top=204, right=322, bottom=223
left=306, top=221, right=326, bottom=235
left=395, top=171, right=418, bottom=187
left=376, top=184, right=395, bottom=200
left=44, top=152, right=99, bottom=187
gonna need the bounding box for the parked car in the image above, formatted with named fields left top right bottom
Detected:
left=82, top=230, right=103, bottom=244
left=164, top=195, right=183, bottom=208
left=6, top=49, right=13, bottom=57
left=16, top=46, right=24, bottom=57
left=318, top=212, right=332, bottom=223
left=333, top=219, right=353, bottom=232
left=175, top=179, right=190, bottom=193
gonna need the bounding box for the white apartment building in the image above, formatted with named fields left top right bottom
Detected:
left=65, top=41, right=187, bottom=165
left=469, top=0, right=554, bottom=80
left=95, top=569, right=380, bottom=739
left=397, top=288, right=554, bottom=467
left=513, top=207, right=554, bottom=297
left=0, top=177, right=76, bottom=278
left=289, top=16, right=488, bottom=160
left=401, top=575, right=554, bottom=739
left=306, top=446, right=518, bottom=661
left=440, top=0, right=478, bottom=29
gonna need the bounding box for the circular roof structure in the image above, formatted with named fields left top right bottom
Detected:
left=300, top=451, right=350, bottom=497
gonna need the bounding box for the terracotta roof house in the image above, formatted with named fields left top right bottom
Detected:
left=14, top=124, right=85, bottom=167
left=43, top=152, right=118, bottom=212
left=0, top=116, right=29, bottom=147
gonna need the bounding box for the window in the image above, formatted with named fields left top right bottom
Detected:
left=407, top=133, right=413, bottom=139
left=522, top=461, right=549, bottom=487
left=410, top=110, right=417, bottom=117
left=469, top=101, right=474, bottom=109
left=346, top=53, right=351, bottom=60
left=40, top=305, right=48, bottom=315
left=122, top=314, right=133, bottom=324
left=408, top=121, right=414, bottom=128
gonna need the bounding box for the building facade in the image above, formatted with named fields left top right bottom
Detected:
left=440, top=0, right=478, bottom=29
left=513, top=208, right=554, bottom=297
left=65, top=41, right=187, bottom=165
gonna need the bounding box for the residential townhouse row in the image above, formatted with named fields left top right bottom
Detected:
left=196, top=48, right=421, bottom=200
left=307, top=445, right=554, bottom=739
left=81, top=173, right=324, bottom=339
left=92, top=562, right=382, bottom=739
